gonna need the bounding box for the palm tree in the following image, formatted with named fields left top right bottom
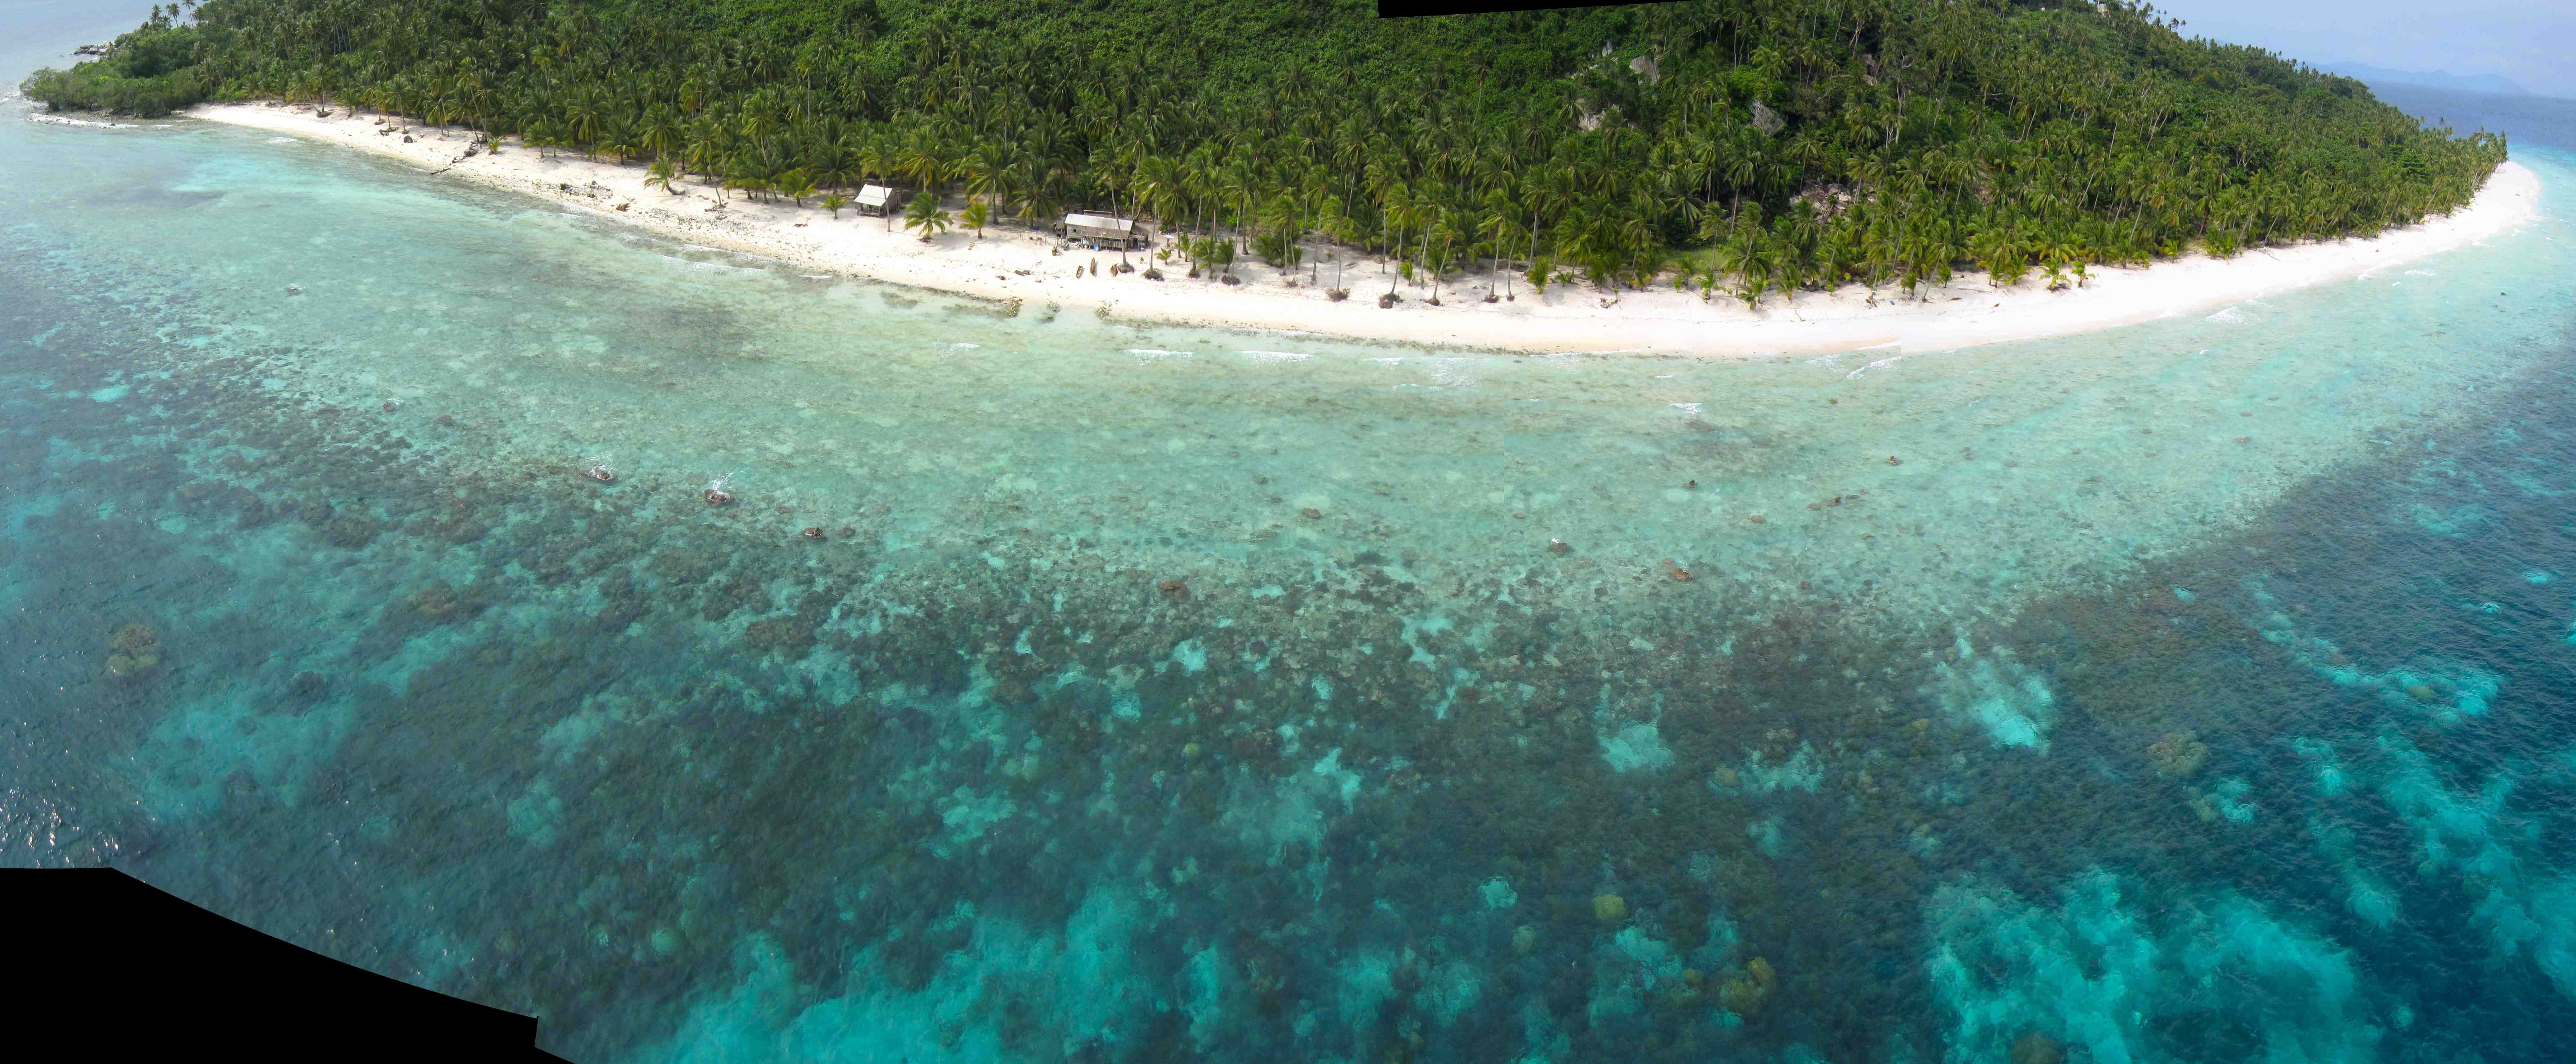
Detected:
left=961, top=199, right=990, bottom=238
left=776, top=168, right=816, bottom=206
left=1478, top=188, right=1522, bottom=299
left=903, top=190, right=951, bottom=242
left=821, top=192, right=848, bottom=219
left=644, top=158, right=680, bottom=195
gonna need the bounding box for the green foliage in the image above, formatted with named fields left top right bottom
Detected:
left=960, top=199, right=991, bottom=237
left=1254, top=228, right=1304, bottom=269
left=776, top=167, right=816, bottom=205
left=1189, top=236, right=1236, bottom=271
left=28, top=0, right=2505, bottom=292
left=902, top=189, right=950, bottom=241
left=18, top=5, right=208, bottom=116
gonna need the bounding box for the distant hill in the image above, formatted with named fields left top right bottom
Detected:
left=2319, top=63, right=2529, bottom=96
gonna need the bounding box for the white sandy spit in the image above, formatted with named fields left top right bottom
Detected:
left=191, top=101, right=2541, bottom=357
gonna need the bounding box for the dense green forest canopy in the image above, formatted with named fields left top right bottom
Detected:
left=25, top=0, right=2508, bottom=301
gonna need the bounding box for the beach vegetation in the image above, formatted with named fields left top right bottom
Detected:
left=776, top=168, right=817, bottom=206
left=902, top=190, right=950, bottom=242
left=31, top=0, right=2509, bottom=302
left=960, top=200, right=991, bottom=239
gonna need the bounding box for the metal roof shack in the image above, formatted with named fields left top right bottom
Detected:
left=855, top=184, right=898, bottom=215
left=1060, top=213, right=1145, bottom=248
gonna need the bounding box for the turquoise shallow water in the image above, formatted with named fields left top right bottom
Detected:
left=14, top=10, right=2576, bottom=1062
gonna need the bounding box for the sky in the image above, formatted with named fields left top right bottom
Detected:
left=2149, top=0, right=2576, bottom=100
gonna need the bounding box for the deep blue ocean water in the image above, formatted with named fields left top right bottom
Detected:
left=11, top=7, right=2576, bottom=1062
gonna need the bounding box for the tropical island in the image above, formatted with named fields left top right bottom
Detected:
left=24, top=0, right=2526, bottom=354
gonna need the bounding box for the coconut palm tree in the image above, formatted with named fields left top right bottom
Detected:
left=903, top=190, right=951, bottom=242
left=776, top=168, right=816, bottom=206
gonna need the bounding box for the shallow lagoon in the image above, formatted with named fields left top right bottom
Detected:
left=11, top=17, right=2576, bottom=1063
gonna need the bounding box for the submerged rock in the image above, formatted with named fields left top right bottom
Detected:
left=405, top=581, right=462, bottom=621
left=321, top=513, right=380, bottom=550
left=1592, top=893, right=1627, bottom=924
left=2146, top=731, right=2209, bottom=778
left=1717, top=956, right=1775, bottom=1017
left=111, top=623, right=157, bottom=655
left=104, top=623, right=160, bottom=684
left=2011, top=1031, right=2065, bottom=1064
left=1231, top=729, right=1280, bottom=765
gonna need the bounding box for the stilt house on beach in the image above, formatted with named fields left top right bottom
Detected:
left=1058, top=213, right=1147, bottom=249
left=855, top=184, right=898, bottom=217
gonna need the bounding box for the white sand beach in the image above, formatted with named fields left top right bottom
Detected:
left=192, top=101, right=2541, bottom=356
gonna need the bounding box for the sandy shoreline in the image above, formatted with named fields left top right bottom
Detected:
left=189, top=101, right=2541, bottom=357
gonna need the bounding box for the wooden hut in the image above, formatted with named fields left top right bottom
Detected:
left=856, top=184, right=899, bottom=217
left=1059, top=213, right=1146, bottom=249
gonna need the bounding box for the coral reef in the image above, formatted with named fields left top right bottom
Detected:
left=2145, top=731, right=2209, bottom=778
left=104, top=623, right=160, bottom=684
left=1928, top=640, right=2057, bottom=750
left=405, top=581, right=462, bottom=620
left=2009, top=1031, right=2065, bottom=1064
left=1717, top=956, right=1775, bottom=1018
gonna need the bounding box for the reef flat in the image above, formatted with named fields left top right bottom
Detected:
left=11, top=45, right=2576, bottom=1064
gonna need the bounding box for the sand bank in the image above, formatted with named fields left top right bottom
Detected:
left=190, top=101, right=2541, bottom=356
